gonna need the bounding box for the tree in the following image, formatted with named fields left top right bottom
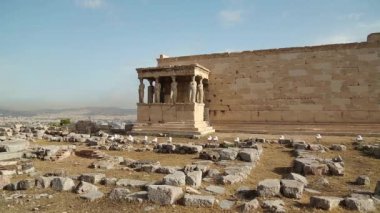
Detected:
left=60, top=118, right=71, bottom=126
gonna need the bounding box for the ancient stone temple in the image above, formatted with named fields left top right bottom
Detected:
left=131, top=64, right=215, bottom=136
left=132, top=32, right=380, bottom=135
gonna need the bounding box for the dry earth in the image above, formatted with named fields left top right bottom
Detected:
left=1, top=133, right=379, bottom=213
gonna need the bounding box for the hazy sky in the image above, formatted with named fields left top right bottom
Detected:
left=1, top=0, right=379, bottom=110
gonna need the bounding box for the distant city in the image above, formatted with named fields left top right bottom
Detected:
left=0, top=107, right=137, bottom=127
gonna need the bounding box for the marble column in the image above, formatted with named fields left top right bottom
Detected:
left=154, top=77, right=161, bottom=103
left=196, top=77, right=204, bottom=103
left=170, top=76, right=177, bottom=104
left=148, top=79, right=154, bottom=103
left=189, top=76, right=197, bottom=103
left=138, top=78, right=145, bottom=103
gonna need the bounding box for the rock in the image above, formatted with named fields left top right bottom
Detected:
left=293, top=157, right=329, bottom=176
left=344, top=197, right=376, bottom=212
left=0, top=175, right=11, bottom=188
left=163, top=171, right=186, bottom=186
left=101, top=177, right=118, bottom=186
left=262, top=199, right=286, bottom=213
left=116, top=179, right=149, bottom=188
left=125, top=191, right=148, bottom=203
left=330, top=144, right=347, bottom=151
left=310, top=196, right=343, bottom=210
left=219, top=199, right=235, bottom=210
left=51, top=177, right=75, bottom=191
left=240, top=199, right=260, bottom=212
left=374, top=181, right=380, bottom=196
left=185, top=186, right=201, bottom=195
left=219, top=149, right=238, bottom=160
left=109, top=188, right=131, bottom=200
left=236, top=186, right=256, bottom=200
left=185, top=171, right=202, bottom=188
left=199, top=150, right=220, bottom=162
left=332, top=155, right=343, bottom=162
left=155, top=166, right=181, bottom=174
left=0, top=139, right=29, bottom=152
left=238, top=149, right=259, bottom=162
left=140, top=164, right=159, bottom=173
left=147, top=185, right=183, bottom=205
left=35, top=176, right=54, bottom=188
left=222, top=174, right=244, bottom=185
left=286, top=173, right=308, bottom=186
left=327, top=162, right=344, bottom=176
left=315, top=177, right=330, bottom=187
left=79, top=173, right=105, bottom=184
left=183, top=194, right=215, bottom=207
left=17, top=179, right=35, bottom=190
left=304, top=188, right=321, bottom=194
left=205, top=169, right=221, bottom=178
left=356, top=175, right=370, bottom=186
left=280, top=179, right=304, bottom=199
left=75, top=181, right=98, bottom=194
left=80, top=190, right=104, bottom=201
left=205, top=185, right=225, bottom=195
left=257, top=179, right=281, bottom=197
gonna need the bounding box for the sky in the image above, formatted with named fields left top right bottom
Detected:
left=0, top=0, right=379, bottom=110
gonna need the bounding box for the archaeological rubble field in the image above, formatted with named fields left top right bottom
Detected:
left=0, top=124, right=379, bottom=213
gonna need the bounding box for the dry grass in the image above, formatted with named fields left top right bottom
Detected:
left=1, top=133, right=379, bottom=212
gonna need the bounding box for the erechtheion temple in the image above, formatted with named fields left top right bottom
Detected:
left=132, top=33, right=380, bottom=136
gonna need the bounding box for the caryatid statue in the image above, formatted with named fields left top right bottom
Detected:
left=189, top=76, right=197, bottom=103
left=138, top=78, right=145, bottom=103
left=196, top=77, right=204, bottom=103
left=154, top=77, right=161, bottom=103
left=148, top=79, right=154, bottom=103
left=170, top=76, right=177, bottom=104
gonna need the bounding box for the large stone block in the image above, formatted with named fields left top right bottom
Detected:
left=257, top=179, right=281, bottom=197
left=183, top=194, right=215, bottom=207
left=51, top=177, right=75, bottom=191
left=310, top=196, right=343, bottom=210
left=147, top=185, right=183, bottom=205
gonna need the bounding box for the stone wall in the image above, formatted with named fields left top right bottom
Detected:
left=156, top=34, right=380, bottom=123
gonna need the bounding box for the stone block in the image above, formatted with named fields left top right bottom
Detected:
left=310, top=196, right=343, bottom=210
left=280, top=179, right=304, bottom=199
left=163, top=171, right=186, bottom=186
left=185, top=171, right=202, bottom=188
left=257, top=179, right=281, bottom=197
left=51, top=177, right=75, bottom=191
left=147, top=185, right=183, bottom=205
left=183, top=194, right=215, bottom=207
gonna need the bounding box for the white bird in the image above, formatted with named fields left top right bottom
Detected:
left=167, top=137, right=172, bottom=143
left=152, top=137, right=158, bottom=143
left=279, top=135, right=285, bottom=140
left=356, top=135, right=363, bottom=142
left=315, top=134, right=322, bottom=142
left=234, top=137, right=240, bottom=143
left=207, top=136, right=213, bottom=141
left=213, top=136, right=218, bottom=142
left=144, top=136, right=148, bottom=142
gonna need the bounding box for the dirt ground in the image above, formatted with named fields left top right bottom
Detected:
left=1, top=133, right=379, bottom=213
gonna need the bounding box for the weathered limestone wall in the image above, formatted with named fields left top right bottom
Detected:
left=137, top=103, right=205, bottom=123
left=157, top=35, right=380, bottom=123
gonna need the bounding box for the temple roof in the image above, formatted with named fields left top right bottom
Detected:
left=136, top=64, right=210, bottom=79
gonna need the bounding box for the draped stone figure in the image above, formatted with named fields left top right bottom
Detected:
left=170, top=76, right=177, bottom=104
left=197, top=78, right=204, bottom=103
left=154, top=77, right=161, bottom=103
left=148, top=79, right=154, bottom=103
left=189, top=76, right=197, bottom=103
left=138, top=78, right=145, bottom=103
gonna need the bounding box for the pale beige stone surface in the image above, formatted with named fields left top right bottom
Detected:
left=156, top=34, right=380, bottom=123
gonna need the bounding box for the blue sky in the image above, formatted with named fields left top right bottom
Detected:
left=0, top=0, right=379, bottom=110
